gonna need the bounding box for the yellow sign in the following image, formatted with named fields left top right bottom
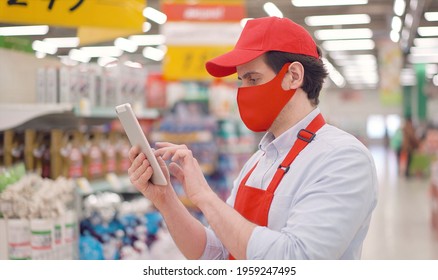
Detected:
left=163, top=45, right=235, bottom=81
left=77, top=26, right=139, bottom=46
left=0, top=0, right=145, bottom=30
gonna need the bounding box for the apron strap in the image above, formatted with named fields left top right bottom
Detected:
left=266, top=114, right=325, bottom=194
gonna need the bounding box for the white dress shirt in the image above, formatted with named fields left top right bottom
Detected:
left=200, top=108, right=378, bottom=259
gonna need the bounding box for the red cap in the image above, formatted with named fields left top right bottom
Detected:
left=205, top=16, right=319, bottom=77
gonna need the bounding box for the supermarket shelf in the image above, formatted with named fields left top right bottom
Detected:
left=0, top=103, right=74, bottom=131
left=75, top=174, right=138, bottom=196
left=0, top=103, right=161, bottom=131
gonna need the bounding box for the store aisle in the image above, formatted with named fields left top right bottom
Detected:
left=362, top=145, right=438, bottom=259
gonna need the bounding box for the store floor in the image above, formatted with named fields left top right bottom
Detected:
left=361, top=145, right=438, bottom=259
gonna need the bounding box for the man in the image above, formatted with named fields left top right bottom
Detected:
left=128, top=16, right=378, bottom=259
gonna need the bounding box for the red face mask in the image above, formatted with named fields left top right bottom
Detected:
left=237, top=63, right=296, bottom=132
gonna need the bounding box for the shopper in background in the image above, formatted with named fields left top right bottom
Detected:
left=401, top=116, right=420, bottom=178
left=128, top=16, right=378, bottom=260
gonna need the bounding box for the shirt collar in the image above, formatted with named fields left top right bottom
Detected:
left=259, top=107, right=321, bottom=153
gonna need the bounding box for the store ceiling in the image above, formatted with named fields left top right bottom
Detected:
left=1, top=0, right=437, bottom=90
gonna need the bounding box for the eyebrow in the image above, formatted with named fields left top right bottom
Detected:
left=238, top=71, right=260, bottom=80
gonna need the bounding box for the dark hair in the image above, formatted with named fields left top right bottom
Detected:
left=264, top=47, right=328, bottom=105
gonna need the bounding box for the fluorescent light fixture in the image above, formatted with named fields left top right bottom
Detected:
left=114, top=37, right=138, bottom=53
left=80, top=46, right=123, bottom=57
left=69, top=49, right=91, bottom=63
left=391, top=16, right=402, bottom=32
left=410, top=0, right=418, bottom=11
left=333, top=54, right=377, bottom=65
left=292, top=0, right=367, bottom=7
left=305, top=14, right=371, bottom=26
left=97, top=57, right=118, bottom=67
left=426, top=64, right=438, bottom=78
left=314, top=28, right=372, bottom=40
left=322, top=58, right=346, bottom=88
left=143, top=7, right=167, bottom=24
left=142, top=46, right=166, bottom=61
left=425, top=12, right=438, bottom=21
left=32, top=40, right=58, bottom=55
left=35, top=52, right=46, bottom=59
left=0, top=25, right=49, bottom=36
left=390, top=30, right=400, bottom=42
left=418, top=27, right=438, bottom=37
left=59, top=56, right=79, bottom=66
left=400, top=68, right=416, bottom=86
left=124, top=61, right=142, bottom=69
left=410, top=47, right=438, bottom=56
left=322, top=39, right=375, bottom=51
left=393, top=0, right=406, bottom=17
left=404, top=13, right=413, bottom=28
left=263, top=2, right=283, bottom=18
left=43, top=37, right=79, bottom=48
left=414, top=38, right=438, bottom=48
left=128, top=34, right=166, bottom=46
left=143, top=22, right=152, bottom=32
left=408, top=54, right=438, bottom=64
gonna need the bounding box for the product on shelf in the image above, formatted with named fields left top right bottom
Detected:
left=79, top=193, right=181, bottom=260
left=0, top=174, right=78, bottom=260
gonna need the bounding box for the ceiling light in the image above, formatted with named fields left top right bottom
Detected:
left=314, top=28, right=372, bottom=40
left=404, top=13, right=413, bottom=28
left=322, top=58, right=346, bottom=88
left=322, top=39, right=375, bottom=51
left=390, top=30, right=400, bottom=42
left=143, top=7, right=167, bottom=24
left=80, top=46, right=123, bottom=57
left=59, top=56, right=79, bottom=66
left=114, top=37, right=138, bottom=53
left=43, top=37, right=79, bottom=48
left=143, top=22, right=152, bottom=32
left=426, top=64, right=438, bottom=78
left=391, top=16, right=402, bottom=32
left=142, top=46, right=166, bottom=61
left=400, top=68, right=416, bottom=86
left=263, top=2, right=283, bottom=18
left=393, top=0, right=406, bottom=17
left=425, top=12, right=438, bottom=21
left=97, top=57, right=118, bottom=67
left=410, top=0, right=418, bottom=11
left=124, top=61, right=143, bottom=69
left=414, top=38, right=438, bottom=48
left=291, top=0, right=367, bottom=7
left=35, top=52, right=46, bottom=59
left=0, top=25, right=49, bottom=36
left=417, top=26, right=438, bottom=37
left=69, top=49, right=91, bottom=63
left=410, top=47, right=438, bottom=56
left=128, top=34, right=166, bottom=46
left=32, top=40, right=58, bottom=55
left=407, top=54, right=438, bottom=64
left=305, top=14, right=371, bottom=26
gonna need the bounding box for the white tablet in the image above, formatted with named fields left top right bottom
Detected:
left=115, top=103, right=167, bottom=186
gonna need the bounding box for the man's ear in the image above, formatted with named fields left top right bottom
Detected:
left=285, top=61, right=304, bottom=90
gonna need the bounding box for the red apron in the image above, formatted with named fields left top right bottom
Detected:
left=229, top=114, right=325, bottom=259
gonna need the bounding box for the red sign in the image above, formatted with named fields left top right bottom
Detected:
left=162, top=2, right=245, bottom=22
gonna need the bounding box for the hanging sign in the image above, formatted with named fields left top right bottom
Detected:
left=161, top=0, right=245, bottom=80
left=163, top=45, right=234, bottom=81
left=0, top=0, right=145, bottom=30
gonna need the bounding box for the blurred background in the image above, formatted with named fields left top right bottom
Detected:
left=0, top=0, right=437, bottom=260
